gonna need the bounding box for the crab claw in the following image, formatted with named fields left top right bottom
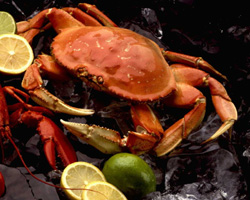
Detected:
left=130, top=104, right=163, bottom=139
left=126, top=131, right=158, bottom=155
left=60, top=120, right=123, bottom=154
left=22, top=57, right=94, bottom=116
left=126, top=104, right=164, bottom=155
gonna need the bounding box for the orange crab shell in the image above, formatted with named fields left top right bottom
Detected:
left=51, top=26, right=176, bottom=101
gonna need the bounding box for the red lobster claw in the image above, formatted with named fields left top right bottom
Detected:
left=17, top=110, right=77, bottom=169
left=1, top=85, right=77, bottom=170
left=0, top=84, right=78, bottom=196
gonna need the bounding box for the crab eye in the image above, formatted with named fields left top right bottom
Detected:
left=77, top=67, right=88, bottom=77
left=97, top=76, right=104, bottom=84
left=91, top=75, right=104, bottom=85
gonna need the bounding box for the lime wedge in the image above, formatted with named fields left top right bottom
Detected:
left=0, top=11, right=16, bottom=35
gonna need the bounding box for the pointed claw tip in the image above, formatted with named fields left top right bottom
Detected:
left=60, top=119, right=66, bottom=124
left=75, top=108, right=95, bottom=116
left=86, top=109, right=95, bottom=115
left=60, top=119, right=80, bottom=127
left=60, top=120, right=123, bottom=154
left=202, top=119, right=236, bottom=144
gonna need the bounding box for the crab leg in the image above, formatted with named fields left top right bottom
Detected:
left=78, top=3, right=118, bottom=27
left=17, top=7, right=86, bottom=43
left=17, top=4, right=112, bottom=43
left=19, top=8, right=84, bottom=41
left=46, top=8, right=84, bottom=33
left=154, top=83, right=206, bottom=156
left=62, top=7, right=102, bottom=26
left=22, top=59, right=94, bottom=116
left=33, top=54, right=71, bottom=81
left=16, top=9, right=50, bottom=34
left=16, top=9, right=52, bottom=43
left=171, top=64, right=237, bottom=142
left=163, top=50, right=228, bottom=81
left=203, top=77, right=237, bottom=143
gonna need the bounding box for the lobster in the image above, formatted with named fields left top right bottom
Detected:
left=0, top=84, right=77, bottom=196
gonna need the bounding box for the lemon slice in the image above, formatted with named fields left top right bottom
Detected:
left=60, top=162, right=106, bottom=200
left=0, top=11, right=16, bottom=35
left=82, top=181, right=128, bottom=200
left=0, top=34, right=34, bottom=74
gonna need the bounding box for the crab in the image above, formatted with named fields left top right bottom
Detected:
left=17, top=3, right=237, bottom=156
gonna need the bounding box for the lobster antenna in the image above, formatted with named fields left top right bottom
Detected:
left=6, top=134, right=106, bottom=197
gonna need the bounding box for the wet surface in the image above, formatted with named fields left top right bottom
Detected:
left=0, top=0, right=250, bottom=199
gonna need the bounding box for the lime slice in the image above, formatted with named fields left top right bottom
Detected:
left=60, top=161, right=106, bottom=200
left=0, top=34, right=34, bottom=74
left=82, top=181, right=128, bottom=200
left=0, top=11, right=16, bottom=35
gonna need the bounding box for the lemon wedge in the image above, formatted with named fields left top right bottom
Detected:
left=0, top=34, right=33, bottom=74
left=60, top=162, right=106, bottom=200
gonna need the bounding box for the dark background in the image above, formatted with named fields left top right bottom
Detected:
left=0, top=0, right=249, bottom=199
